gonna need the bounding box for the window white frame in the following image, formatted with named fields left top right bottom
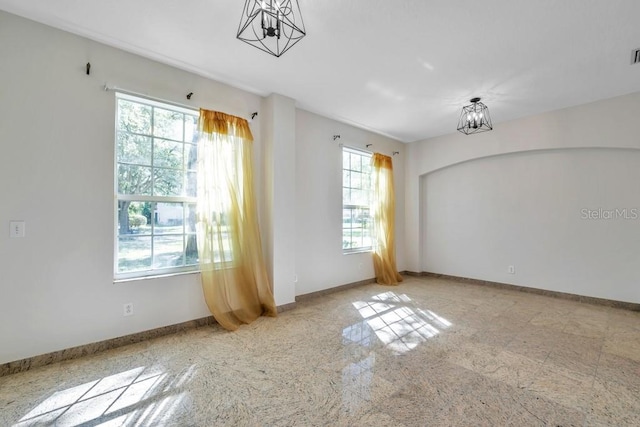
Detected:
left=114, top=93, right=200, bottom=280
left=342, top=147, right=373, bottom=253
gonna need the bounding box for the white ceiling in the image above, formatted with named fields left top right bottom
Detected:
left=1, top=0, right=640, bottom=142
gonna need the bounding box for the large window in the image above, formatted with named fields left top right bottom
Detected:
left=115, top=93, right=199, bottom=279
left=342, top=147, right=372, bottom=252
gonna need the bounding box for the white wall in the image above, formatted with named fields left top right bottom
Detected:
left=406, top=91, right=640, bottom=303
left=295, top=110, right=406, bottom=296
left=0, top=11, right=264, bottom=364
left=262, top=94, right=297, bottom=305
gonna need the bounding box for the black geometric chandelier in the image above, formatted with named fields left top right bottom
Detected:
left=457, top=97, right=493, bottom=135
left=237, top=0, right=306, bottom=57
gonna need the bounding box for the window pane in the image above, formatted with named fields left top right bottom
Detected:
left=351, top=228, right=362, bottom=249
left=153, top=168, right=183, bottom=196
left=153, top=235, right=184, bottom=269
left=351, top=189, right=364, bottom=205
left=343, top=170, right=351, bottom=188
left=343, top=151, right=350, bottom=170
left=186, top=204, right=197, bottom=233
left=343, top=188, right=351, bottom=205
left=118, top=201, right=152, bottom=235
left=343, top=230, right=353, bottom=250
left=350, top=153, right=361, bottom=171
left=153, top=139, right=183, bottom=168
left=118, top=100, right=152, bottom=134
left=362, top=171, right=371, bottom=189
left=185, top=234, right=198, bottom=266
left=186, top=171, right=197, bottom=197
left=155, top=203, right=184, bottom=234
left=351, top=171, right=362, bottom=189
left=118, top=165, right=152, bottom=195
left=185, top=115, right=198, bottom=143
left=117, top=132, right=152, bottom=165
left=118, top=236, right=152, bottom=272
left=185, top=143, right=198, bottom=170
left=343, top=208, right=353, bottom=229
left=184, top=202, right=198, bottom=275
left=359, top=208, right=371, bottom=227
left=154, top=108, right=184, bottom=140
left=362, top=233, right=372, bottom=249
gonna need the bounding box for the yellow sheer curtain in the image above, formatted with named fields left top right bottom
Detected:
left=197, top=109, right=277, bottom=330
left=371, top=153, right=403, bottom=285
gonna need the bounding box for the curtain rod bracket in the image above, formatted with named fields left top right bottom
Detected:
left=86, top=62, right=91, bottom=75
left=333, top=135, right=341, bottom=141
left=251, top=112, right=258, bottom=120
left=366, top=144, right=373, bottom=148
left=393, top=151, right=399, bottom=156
left=186, top=92, right=193, bottom=100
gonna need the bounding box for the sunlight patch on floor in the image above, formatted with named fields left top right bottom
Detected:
left=15, top=364, right=196, bottom=427
left=344, top=291, right=452, bottom=354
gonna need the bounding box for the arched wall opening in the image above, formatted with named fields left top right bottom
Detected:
left=419, top=147, right=640, bottom=303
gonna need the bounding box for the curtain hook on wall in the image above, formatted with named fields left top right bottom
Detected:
left=186, top=92, right=194, bottom=100
left=393, top=151, right=399, bottom=156
left=333, top=135, right=341, bottom=141
left=366, top=144, right=373, bottom=148
left=86, top=62, right=91, bottom=75
left=251, top=112, right=258, bottom=120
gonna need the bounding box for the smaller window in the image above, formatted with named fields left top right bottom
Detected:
left=342, top=147, right=372, bottom=253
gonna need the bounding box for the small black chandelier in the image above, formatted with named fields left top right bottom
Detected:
left=237, top=0, right=306, bottom=57
left=457, top=97, right=493, bottom=135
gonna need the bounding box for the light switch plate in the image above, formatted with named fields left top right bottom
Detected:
left=10, top=221, right=25, bottom=238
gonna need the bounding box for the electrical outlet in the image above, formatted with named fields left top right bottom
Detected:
left=508, top=265, right=515, bottom=274
left=9, top=221, right=25, bottom=238
left=123, top=303, right=134, bottom=316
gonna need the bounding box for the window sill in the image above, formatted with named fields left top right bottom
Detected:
left=114, top=269, right=200, bottom=284
left=343, top=249, right=372, bottom=256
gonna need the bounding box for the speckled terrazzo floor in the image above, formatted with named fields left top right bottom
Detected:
left=1, top=277, right=640, bottom=426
